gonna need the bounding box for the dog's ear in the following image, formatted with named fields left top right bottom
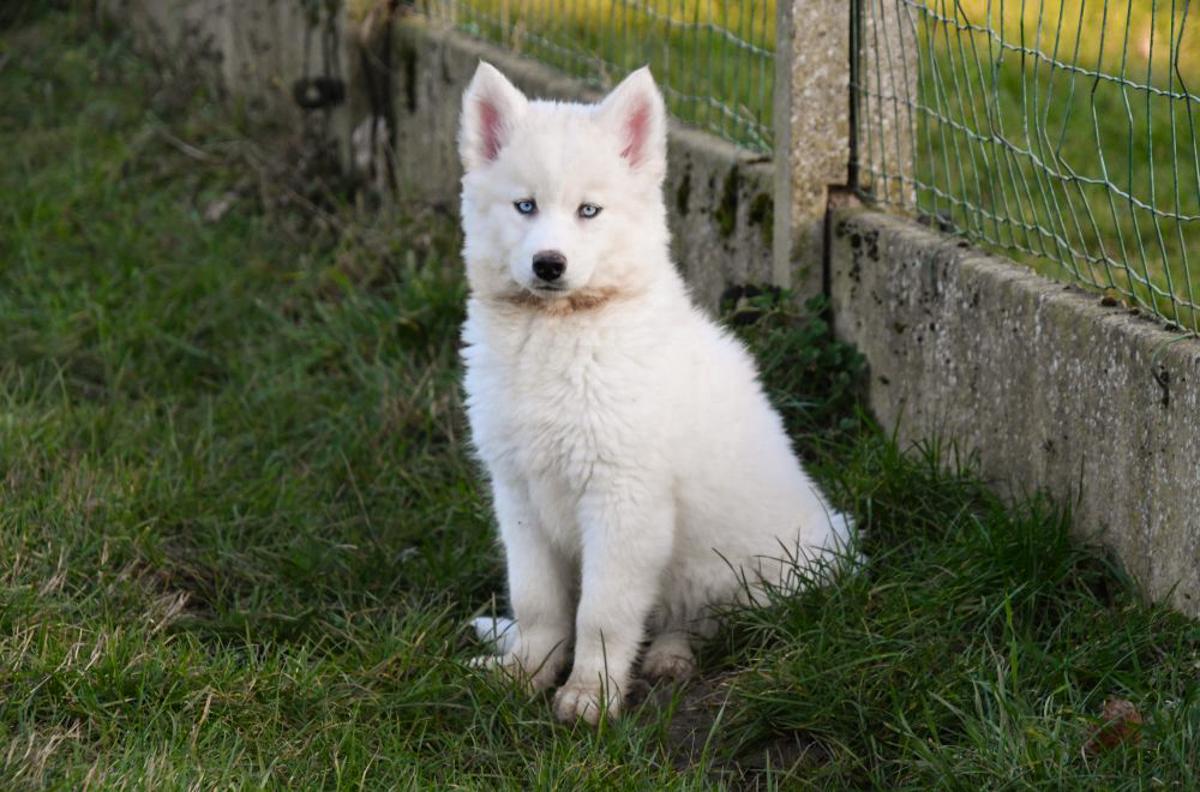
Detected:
left=596, top=67, right=667, bottom=182
left=460, top=62, right=529, bottom=171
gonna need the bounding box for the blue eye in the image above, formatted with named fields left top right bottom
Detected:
left=578, top=203, right=602, bottom=219
left=514, top=199, right=537, bottom=215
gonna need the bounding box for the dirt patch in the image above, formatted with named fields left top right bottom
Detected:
left=632, top=672, right=825, bottom=787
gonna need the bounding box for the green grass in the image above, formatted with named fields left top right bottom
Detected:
left=2, top=9, right=1199, bottom=789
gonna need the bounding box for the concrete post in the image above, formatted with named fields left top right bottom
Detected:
left=773, top=0, right=917, bottom=294
left=773, top=0, right=851, bottom=296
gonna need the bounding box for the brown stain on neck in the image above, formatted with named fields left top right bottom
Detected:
left=493, top=286, right=628, bottom=317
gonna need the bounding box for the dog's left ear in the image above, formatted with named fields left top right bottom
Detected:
left=596, top=67, right=667, bottom=182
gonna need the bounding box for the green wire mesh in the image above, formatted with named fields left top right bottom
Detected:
left=420, top=0, right=776, bottom=153
left=854, top=0, right=1200, bottom=333
left=421, top=0, right=1199, bottom=331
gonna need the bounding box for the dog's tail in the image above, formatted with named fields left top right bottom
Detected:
left=826, top=509, right=867, bottom=575
left=470, top=616, right=518, bottom=654
left=828, top=509, right=854, bottom=549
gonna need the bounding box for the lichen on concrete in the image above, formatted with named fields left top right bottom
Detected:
left=749, top=192, right=773, bottom=249
left=715, top=166, right=741, bottom=239
left=675, top=166, right=692, bottom=216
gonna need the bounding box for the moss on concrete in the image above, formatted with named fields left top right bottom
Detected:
left=715, top=165, right=740, bottom=239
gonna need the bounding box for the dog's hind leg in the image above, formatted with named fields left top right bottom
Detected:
left=640, top=588, right=718, bottom=682
left=641, top=629, right=695, bottom=681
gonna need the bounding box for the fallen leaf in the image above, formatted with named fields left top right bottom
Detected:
left=1085, top=697, right=1143, bottom=754
left=203, top=191, right=238, bottom=223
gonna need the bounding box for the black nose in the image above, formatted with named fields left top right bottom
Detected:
left=532, top=250, right=566, bottom=282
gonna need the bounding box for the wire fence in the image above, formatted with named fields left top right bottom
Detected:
left=854, top=0, right=1200, bottom=333
left=422, top=0, right=1200, bottom=332
left=421, top=0, right=776, bottom=153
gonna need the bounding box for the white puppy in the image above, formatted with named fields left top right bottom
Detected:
left=458, top=63, right=852, bottom=724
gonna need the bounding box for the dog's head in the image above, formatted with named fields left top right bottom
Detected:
left=458, top=63, right=669, bottom=309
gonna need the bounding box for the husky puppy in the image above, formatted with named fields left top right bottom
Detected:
left=458, top=63, right=852, bottom=723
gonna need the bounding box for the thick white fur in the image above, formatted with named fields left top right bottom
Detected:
left=459, top=63, right=852, bottom=724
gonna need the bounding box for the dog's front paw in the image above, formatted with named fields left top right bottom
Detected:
left=553, top=680, right=621, bottom=724
left=471, top=652, right=559, bottom=693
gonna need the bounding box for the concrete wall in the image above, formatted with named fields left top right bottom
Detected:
left=390, top=19, right=775, bottom=310
left=831, top=208, right=1200, bottom=615
left=100, top=0, right=356, bottom=167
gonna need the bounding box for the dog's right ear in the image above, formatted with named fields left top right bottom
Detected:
left=460, top=62, right=529, bottom=171
left=595, top=67, right=667, bottom=183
